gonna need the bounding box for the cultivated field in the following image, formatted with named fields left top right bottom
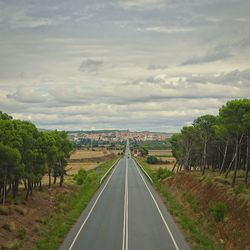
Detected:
left=147, top=149, right=175, bottom=170
left=148, top=149, right=172, bottom=156
left=67, top=148, right=121, bottom=174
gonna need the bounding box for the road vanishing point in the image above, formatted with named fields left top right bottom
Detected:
left=60, top=142, right=190, bottom=250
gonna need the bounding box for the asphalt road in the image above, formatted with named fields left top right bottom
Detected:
left=60, top=144, right=190, bottom=250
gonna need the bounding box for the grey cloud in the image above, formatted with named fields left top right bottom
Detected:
left=79, top=59, right=104, bottom=73
left=185, top=68, right=250, bottom=87
left=147, top=64, right=168, bottom=70
left=181, top=47, right=232, bottom=66
left=7, top=89, right=48, bottom=103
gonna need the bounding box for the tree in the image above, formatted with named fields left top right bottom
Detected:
left=0, top=111, right=13, bottom=120
left=170, top=99, right=250, bottom=186
left=193, top=115, right=216, bottom=175
left=140, top=147, right=148, bottom=156
left=219, top=99, right=250, bottom=186
left=0, top=143, right=21, bottom=204
left=0, top=112, right=73, bottom=202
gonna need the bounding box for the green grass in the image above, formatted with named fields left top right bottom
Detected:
left=182, top=192, right=199, bottom=213
left=136, top=157, right=216, bottom=250
left=36, top=158, right=118, bottom=250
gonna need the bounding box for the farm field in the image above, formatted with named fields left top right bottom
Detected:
left=146, top=150, right=175, bottom=170
left=67, top=148, right=121, bottom=174
left=148, top=149, right=172, bottom=156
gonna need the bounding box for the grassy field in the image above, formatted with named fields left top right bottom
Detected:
left=148, top=149, right=173, bottom=156
left=147, top=150, right=175, bottom=170
left=70, top=148, right=112, bottom=159
left=67, top=149, right=121, bottom=174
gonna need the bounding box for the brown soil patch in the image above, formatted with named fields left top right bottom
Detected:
left=163, top=173, right=250, bottom=250
left=0, top=185, right=75, bottom=249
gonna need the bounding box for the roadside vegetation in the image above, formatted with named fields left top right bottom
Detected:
left=130, top=139, right=172, bottom=150
left=135, top=158, right=215, bottom=250
left=36, top=159, right=118, bottom=250
left=170, top=99, right=250, bottom=187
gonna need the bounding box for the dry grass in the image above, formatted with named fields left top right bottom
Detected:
left=67, top=162, right=98, bottom=174
left=147, top=164, right=174, bottom=171
left=148, top=149, right=172, bottom=156
left=70, top=149, right=107, bottom=159
left=70, top=149, right=121, bottom=160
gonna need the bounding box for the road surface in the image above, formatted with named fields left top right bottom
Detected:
left=60, top=143, right=190, bottom=250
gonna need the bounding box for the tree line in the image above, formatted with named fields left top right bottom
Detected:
left=0, top=111, right=72, bottom=204
left=170, top=99, right=250, bottom=187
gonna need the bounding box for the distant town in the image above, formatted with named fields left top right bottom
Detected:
left=68, top=130, right=173, bottom=148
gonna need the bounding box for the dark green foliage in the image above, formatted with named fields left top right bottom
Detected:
left=170, top=99, right=250, bottom=186
left=139, top=147, right=149, bottom=156
left=131, top=140, right=171, bottom=150
left=0, top=111, right=73, bottom=203
left=146, top=155, right=159, bottom=164
left=209, top=202, right=227, bottom=222
left=74, top=169, right=88, bottom=185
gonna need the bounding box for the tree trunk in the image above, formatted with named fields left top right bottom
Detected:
left=202, top=138, right=207, bottom=175
left=25, top=180, right=30, bottom=200
left=39, top=181, right=42, bottom=191
left=220, top=139, right=229, bottom=173
left=59, top=175, right=64, bottom=187
left=48, top=168, right=51, bottom=188
left=2, top=166, right=7, bottom=205
left=245, top=135, right=250, bottom=184
left=231, top=134, right=244, bottom=187
left=172, top=161, right=178, bottom=172
left=231, top=140, right=239, bottom=187
left=225, top=144, right=237, bottom=178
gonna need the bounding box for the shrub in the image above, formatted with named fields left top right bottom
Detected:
left=233, top=183, right=245, bottom=195
left=209, top=202, right=227, bottom=222
left=16, top=228, right=26, bottom=240
left=156, top=167, right=173, bottom=180
left=147, top=155, right=160, bottom=164
left=2, top=222, right=16, bottom=232
left=74, top=169, right=87, bottom=185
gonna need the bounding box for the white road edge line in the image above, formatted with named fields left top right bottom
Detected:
left=133, top=159, right=180, bottom=250
left=100, top=158, right=120, bottom=184
left=134, top=158, right=153, bottom=183
left=126, top=158, right=128, bottom=250
left=69, top=159, right=120, bottom=250
left=122, top=158, right=129, bottom=250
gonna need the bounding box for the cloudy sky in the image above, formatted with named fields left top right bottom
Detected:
left=0, top=0, right=249, bottom=132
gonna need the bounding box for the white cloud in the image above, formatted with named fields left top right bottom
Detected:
left=0, top=0, right=249, bottom=132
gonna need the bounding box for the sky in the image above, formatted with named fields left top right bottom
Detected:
left=0, top=0, right=249, bottom=132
